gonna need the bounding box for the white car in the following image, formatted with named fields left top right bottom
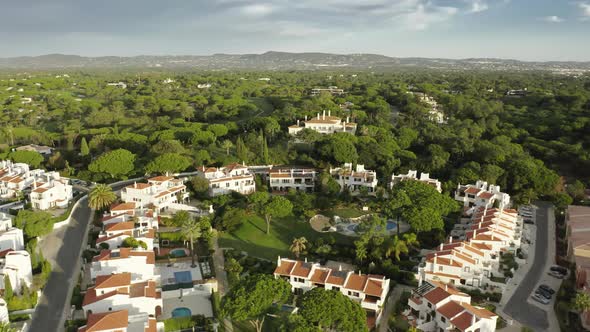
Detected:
left=532, top=293, right=550, bottom=305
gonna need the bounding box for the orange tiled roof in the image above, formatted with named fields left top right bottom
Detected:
left=423, top=287, right=451, bottom=305
left=450, top=311, right=473, bottom=331
left=105, top=221, right=135, bottom=232
left=111, top=202, right=136, bottom=211
left=274, top=260, right=296, bottom=276
left=291, top=261, right=313, bottom=278
left=364, top=278, right=384, bottom=297
left=310, top=268, right=330, bottom=284
left=464, top=187, right=480, bottom=195
left=126, top=183, right=152, bottom=190
left=95, top=273, right=131, bottom=289
left=78, top=310, right=128, bottom=332
left=437, top=300, right=465, bottom=318
left=148, top=175, right=174, bottom=182
left=345, top=273, right=367, bottom=292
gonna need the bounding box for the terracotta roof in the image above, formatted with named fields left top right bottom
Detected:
left=0, top=249, right=13, bottom=258
left=82, top=287, right=127, bottom=306
left=92, top=248, right=155, bottom=264
left=111, top=202, right=136, bottom=211
left=364, top=278, right=384, bottom=297
left=148, top=175, right=174, bottom=182
left=450, top=311, right=473, bottom=331
left=105, top=221, right=135, bottom=232
left=310, top=268, right=330, bottom=284
left=464, top=187, right=480, bottom=195
left=471, top=243, right=492, bottom=250
left=478, top=191, right=495, bottom=199
left=274, top=260, right=296, bottom=276
left=345, top=273, right=367, bottom=292
left=424, top=270, right=461, bottom=280
left=145, top=318, right=157, bottom=332
left=129, top=280, right=158, bottom=298
left=291, top=261, right=313, bottom=278
left=461, top=302, right=497, bottom=319
left=96, top=232, right=131, bottom=244
left=326, top=270, right=348, bottom=286
left=79, top=310, right=128, bottom=332
left=126, top=183, right=152, bottom=190
left=437, top=300, right=465, bottom=319
left=32, top=187, right=49, bottom=193
left=101, top=214, right=127, bottom=223
left=95, top=273, right=131, bottom=289
left=428, top=256, right=463, bottom=268
left=424, top=287, right=451, bottom=305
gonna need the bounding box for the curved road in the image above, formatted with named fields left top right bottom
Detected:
left=503, top=202, right=552, bottom=330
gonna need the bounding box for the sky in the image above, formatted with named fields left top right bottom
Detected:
left=0, top=0, right=589, bottom=61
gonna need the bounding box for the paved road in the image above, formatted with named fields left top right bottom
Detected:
left=29, top=197, right=93, bottom=332
left=503, top=202, right=553, bottom=330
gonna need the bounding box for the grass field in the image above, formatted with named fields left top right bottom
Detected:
left=219, top=214, right=353, bottom=261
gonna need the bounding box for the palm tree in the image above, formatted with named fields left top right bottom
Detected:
left=221, top=140, right=234, bottom=156
left=88, top=184, right=117, bottom=211
left=290, top=237, right=308, bottom=258
left=384, top=235, right=408, bottom=261
left=180, top=215, right=201, bottom=268
left=403, top=233, right=420, bottom=251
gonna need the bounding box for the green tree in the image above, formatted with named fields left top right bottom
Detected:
left=8, top=150, right=44, bottom=168
left=221, top=139, right=234, bottom=156
left=88, top=148, right=136, bottom=179
left=261, top=136, right=269, bottom=164
left=384, top=235, right=408, bottom=261
left=290, top=237, right=308, bottom=258
left=145, top=153, right=191, bottom=174
left=88, top=184, right=116, bottom=210
left=0, top=322, right=17, bottom=332
left=297, top=288, right=368, bottom=332
left=222, top=274, right=291, bottom=332
left=80, top=137, right=90, bottom=156
left=14, top=210, right=54, bottom=238
left=573, top=292, right=590, bottom=312
left=3, top=276, right=13, bottom=301
left=190, top=176, right=210, bottom=198
left=261, top=196, right=293, bottom=235
left=121, top=237, right=148, bottom=250
left=403, top=232, right=420, bottom=250
left=236, top=136, right=249, bottom=162
left=180, top=214, right=202, bottom=268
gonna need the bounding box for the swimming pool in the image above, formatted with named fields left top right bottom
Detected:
left=346, top=224, right=358, bottom=231
left=386, top=222, right=397, bottom=231
left=170, top=248, right=187, bottom=258
left=174, top=271, right=192, bottom=283
left=171, top=307, right=191, bottom=318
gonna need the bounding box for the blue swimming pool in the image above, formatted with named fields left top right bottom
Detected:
left=386, top=222, right=397, bottom=231
left=346, top=224, right=358, bottom=231
left=174, top=271, right=192, bottom=283
left=171, top=307, right=191, bottom=318
left=170, top=248, right=187, bottom=258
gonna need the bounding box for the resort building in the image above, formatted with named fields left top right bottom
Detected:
left=120, top=176, right=189, bottom=212
left=409, top=92, right=445, bottom=124
left=455, top=180, right=511, bottom=209
left=310, top=86, right=345, bottom=96
left=82, top=273, right=162, bottom=318
left=406, top=281, right=498, bottom=332
left=268, top=166, right=318, bottom=193
left=417, top=207, right=522, bottom=288
left=96, top=222, right=156, bottom=251
left=565, top=205, right=590, bottom=330
left=391, top=170, right=442, bottom=193
left=288, top=111, right=357, bottom=135
left=90, top=248, right=156, bottom=282
left=0, top=250, right=32, bottom=295
left=274, top=257, right=390, bottom=329
left=15, top=144, right=53, bottom=155
left=0, top=160, right=44, bottom=199
left=78, top=310, right=160, bottom=332
left=196, top=163, right=256, bottom=196
left=0, top=299, right=7, bottom=324
left=29, top=171, right=73, bottom=210
left=330, top=163, right=378, bottom=194
left=0, top=213, right=24, bottom=251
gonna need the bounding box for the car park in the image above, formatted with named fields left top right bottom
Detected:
left=538, top=284, right=555, bottom=295
left=531, top=293, right=550, bottom=305
left=550, top=266, right=568, bottom=275
left=535, top=288, right=552, bottom=300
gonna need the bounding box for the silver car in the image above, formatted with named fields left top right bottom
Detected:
left=532, top=293, right=550, bottom=305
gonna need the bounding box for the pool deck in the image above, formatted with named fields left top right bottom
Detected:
left=156, top=260, right=203, bottom=285
left=161, top=284, right=214, bottom=319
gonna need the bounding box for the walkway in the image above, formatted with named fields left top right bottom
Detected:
left=212, top=237, right=233, bottom=332
left=378, top=285, right=413, bottom=332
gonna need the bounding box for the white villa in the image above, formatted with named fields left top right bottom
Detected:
left=0, top=213, right=24, bottom=251
left=0, top=160, right=44, bottom=199
left=15, top=144, right=53, bottom=155
left=417, top=207, right=522, bottom=288
left=91, top=248, right=156, bottom=282
left=78, top=310, right=159, bottom=332
left=391, top=170, right=442, bottom=193
left=410, top=92, right=446, bottom=124
left=268, top=166, right=318, bottom=193
left=455, top=180, right=511, bottom=209
left=82, top=273, right=162, bottom=318
left=288, top=111, right=357, bottom=135
left=30, top=171, right=73, bottom=210
left=196, top=163, right=256, bottom=196
left=120, top=176, right=189, bottom=213
left=407, top=281, right=497, bottom=332
left=274, top=257, right=390, bottom=329
left=96, top=222, right=156, bottom=251
left=0, top=250, right=32, bottom=295
left=330, top=163, right=378, bottom=194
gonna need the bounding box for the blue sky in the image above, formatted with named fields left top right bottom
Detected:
left=0, top=0, right=589, bottom=61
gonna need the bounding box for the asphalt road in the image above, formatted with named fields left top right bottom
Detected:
left=28, top=197, right=92, bottom=332
left=504, top=202, right=552, bottom=330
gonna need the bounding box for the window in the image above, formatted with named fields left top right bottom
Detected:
left=332, top=287, right=340, bottom=292
left=439, top=266, right=443, bottom=271
left=464, top=266, right=470, bottom=272
left=226, top=183, right=230, bottom=187
left=427, top=303, right=432, bottom=309
left=347, top=291, right=360, bottom=297
left=440, top=316, right=446, bottom=323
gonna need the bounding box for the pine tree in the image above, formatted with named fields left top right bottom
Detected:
left=3, top=276, right=13, bottom=301
left=236, top=136, right=249, bottom=163
left=262, top=135, right=269, bottom=165
left=80, top=137, right=89, bottom=156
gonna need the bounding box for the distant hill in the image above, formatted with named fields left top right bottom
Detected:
left=0, top=51, right=589, bottom=71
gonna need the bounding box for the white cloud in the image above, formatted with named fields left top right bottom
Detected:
left=397, top=4, right=458, bottom=31
left=541, top=15, right=563, bottom=23
left=579, top=2, right=590, bottom=18
left=240, top=4, right=274, bottom=17
left=468, top=0, right=489, bottom=13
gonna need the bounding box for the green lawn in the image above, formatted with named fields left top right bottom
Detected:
left=219, top=214, right=352, bottom=261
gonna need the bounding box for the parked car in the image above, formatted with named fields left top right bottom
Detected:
left=550, top=266, right=568, bottom=275
left=532, top=293, right=550, bottom=305
left=535, top=288, right=552, bottom=300
left=524, top=219, right=535, bottom=225
left=548, top=271, right=565, bottom=279
left=538, top=284, right=555, bottom=295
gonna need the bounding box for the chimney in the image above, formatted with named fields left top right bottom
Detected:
left=339, top=265, right=342, bottom=271
left=347, top=116, right=350, bottom=122
left=305, top=115, right=308, bottom=121
left=277, top=256, right=281, bottom=267
left=297, top=120, right=300, bottom=126
left=449, top=236, right=452, bottom=244
left=328, top=110, right=331, bottom=117
left=134, top=182, right=137, bottom=188
left=445, top=284, right=448, bottom=291
left=304, top=257, right=307, bottom=263
left=358, top=270, right=361, bottom=275
left=317, top=113, right=320, bottom=120
left=439, top=243, right=443, bottom=251
left=323, top=110, right=326, bottom=119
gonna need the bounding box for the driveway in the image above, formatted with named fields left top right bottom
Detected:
left=503, top=202, right=554, bottom=331
left=29, top=197, right=93, bottom=332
